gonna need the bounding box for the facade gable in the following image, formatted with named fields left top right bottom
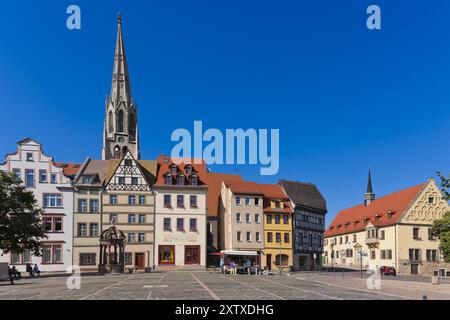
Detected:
left=399, top=179, right=449, bottom=225
left=105, top=151, right=151, bottom=191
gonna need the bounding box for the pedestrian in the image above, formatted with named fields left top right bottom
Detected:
left=11, top=266, right=21, bottom=279
left=33, top=264, right=41, bottom=277
left=219, top=258, right=225, bottom=274
left=229, top=261, right=236, bottom=275
left=26, top=263, right=33, bottom=277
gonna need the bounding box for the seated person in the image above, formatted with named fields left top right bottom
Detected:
left=33, top=264, right=41, bottom=277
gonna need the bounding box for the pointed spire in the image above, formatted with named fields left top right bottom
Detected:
left=364, top=167, right=375, bottom=206
left=110, top=13, right=132, bottom=104
left=367, top=167, right=373, bottom=194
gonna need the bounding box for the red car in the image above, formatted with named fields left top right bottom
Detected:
left=380, top=266, right=397, bottom=276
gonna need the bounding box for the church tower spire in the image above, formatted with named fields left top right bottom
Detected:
left=364, top=167, right=375, bottom=206
left=102, top=14, right=140, bottom=160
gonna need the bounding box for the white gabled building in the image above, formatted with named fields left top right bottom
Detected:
left=0, top=138, right=79, bottom=272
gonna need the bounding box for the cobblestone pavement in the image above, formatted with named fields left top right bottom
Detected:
left=0, top=270, right=434, bottom=300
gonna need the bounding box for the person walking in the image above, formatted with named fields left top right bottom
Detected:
left=220, top=258, right=225, bottom=274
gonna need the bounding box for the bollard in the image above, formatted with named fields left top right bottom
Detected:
left=422, top=295, right=427, bottom=300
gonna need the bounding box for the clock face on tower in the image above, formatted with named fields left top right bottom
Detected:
left=118, top=137, right=125, bottom=143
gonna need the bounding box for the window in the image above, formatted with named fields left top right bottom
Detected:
left=124, top=159, right=132, bottom=166
left=177, top=195, right=184, bottom=207
left=43, top=216, right=63, bottom=233
left=90, top=223, right=99, bottom=237
left=413, top=228, right=420, bottom=240
left=128, top=214, right=136, bottom=224
left=426, top=250, right=437, bottom=262
left=82, top=176, right=92, bottom=184
left=246, top=232, right=252, bottom=242
left=39, top=170, right=47, bottom=183
left=164, top=174, right=172, bottom=185
left=80, top=253, right=96, bottom=266
left=283, top=215, right=289, bottom=224
left=381, top=250, right=386, bottom=259
left=236, top=213, right=242, bottom=223
left=190, top=218, right=197, bottom=232
left=139, top=195, right=146, bottom=205
left=245, top=197, right=251, bottom=205
left=190, top=195, right=197, bottom=207
left=26, top=152, right=33, bottom=161
left=190, top=175, right=198, bottom=186
left=266, top=214, right=272, bottom=224
left=380, top=230, right=385, bottom=240
left=428, top=197, right=434, bottom=204
left=163, top=218, right=171, bottom=231
left=50, top=173, right=57, bottom=184
left=339, top=237, right=343, bottom=244
left=128, top=195, right=136, bottom=205
left=78, top=199, right=87, bottom=213
left=164, top=195, right=171, bottom=207
left=409, top=249, right=421, bottom=261
left=10, top=250, right=32, bottom=265
left=43, top=244, right=62, bottom=264
left=256, top=232, right=261, bottom=242
left=125, top=253, right=133, bottom=265
left=110, top=214, right=118, bottom=224
left=428, top=228, right=435, bottom=240
left=12, top=168, right=21, bottom=180
left=90, top=199, right=99, bottom=213
left=275, top=215, right=280, bottom=224
left=370, top=250, right=376, bottom=260
left=236, top=197, right=241, bottom=205
left=255, top=214, right=260, bottom=224
left=177, top=218, right=184, bottom=231
left=127, top=233, right=136, bottom=243
left=169, top=164, right=177, bottom=174
left=276, top=232, right=281, bottom=243
left=131, top=177, right=138, bottom=185
left=138, top=214, right=146, bottom=224
left=177, top=174, right=185, bottom=185
left=309, top=234, right=313, bottom=245
left=25, top=169, right=35, bottom=188
left=110, top=195, right=118, bottom=204
left=284, top=233, right=290, bottom=243
left=237, top=231, right=242, bottom=241
left=54, top=217, right=62, bottom=232
left=78, top=223, right=87, bottom=237
left=345, top=235, right=348, bottom=243
left=346, top=249, right=353, bottom=258
left=255, top=198, right=260, bottom=206
left=386, top=250, right=392, bottom=260
left=185, top=165, right=192, bottom=174
left=138, top=233, right=145, bottom=242
left=353, top=234, right=357, bottom=242
left=118, top=177, right=125, bottom=184
left=246, top=213, right=251, bottom=223
left=267, top=232, right=273, bottom=243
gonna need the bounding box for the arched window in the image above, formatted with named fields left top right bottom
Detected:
left=169, top=164, right=177, bottom=174
left=190, top=174, right=198, bottom=186
left=185, top=165, right=192, bottom=175
left=122, top=146, right=128, bottom=156
left=164, top=173, right=172, bottom=185
left=129, top=113, right=136, bottom=141
left=108, top=111, right=114, bottom=133
left=177, top=173, right=185, bottom=186
left=274, top=254, right=289, bottom=266
left=117, top=110, right=124, bottom=132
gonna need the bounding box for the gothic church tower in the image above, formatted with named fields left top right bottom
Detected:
left=102, top=15, right=140, bottom=160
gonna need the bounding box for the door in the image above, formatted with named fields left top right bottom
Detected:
left=411, top=264, right=419, bottom=275
left=185, top=246, right=200, bottom=264
left=135, top=253, right=145, bottom=270
left=267, top=254, right=272, bottom=270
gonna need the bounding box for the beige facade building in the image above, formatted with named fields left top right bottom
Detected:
left=324, top=176, right=450, bottom=276
left=220, top=181, right=264, bottom=264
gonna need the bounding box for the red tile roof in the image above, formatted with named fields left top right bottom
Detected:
left=204, top=172, right=243, bottom=217
left=223, top=180, right=263, bottom=195
left=258, top=183, right=292, bottom=213
left=324, top=183, right=425, bottom=237
left=53, top=162, right=81, bottom=178
left=155, top=155, right=207, bottom=186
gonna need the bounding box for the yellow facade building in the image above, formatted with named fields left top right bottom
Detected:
left=259, top=184, right=293, bottom=271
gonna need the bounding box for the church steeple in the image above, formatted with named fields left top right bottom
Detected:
left=364, top=168, right=375, bottom=206
left=102, top=14, right=140, bottom=160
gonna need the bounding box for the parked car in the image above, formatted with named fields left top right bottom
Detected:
left=380, top=265, right=396, bottom=276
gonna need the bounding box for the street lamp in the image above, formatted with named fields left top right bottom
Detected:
left=278, top=237, right=282, bottom=276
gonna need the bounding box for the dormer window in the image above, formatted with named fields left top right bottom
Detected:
left=169, top=164, right=177, bottom=174
left=177, top=173, right=185, bottom=185
left=185, top=165, right=192, bottom=175
left=164, top=173, right=172, bottom=185
left=387, top=211, right=393, bottom=219
left=375, top=214, right=381, bottom=221
left=190, top=174, right=198, bottom=186
left=82, top=176, right=93, bottom=184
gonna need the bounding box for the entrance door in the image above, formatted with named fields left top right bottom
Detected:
left=411, top=264, right=419, bottom=275
left=135, top=253, right=145, bottom=270
left=267, top=254, right=272, bottom=270
left=185, top=246, right=200, bottom=264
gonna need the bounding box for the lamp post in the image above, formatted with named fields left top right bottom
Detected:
left=359, top=249, right=363, bottom=279
left=278, top=237, right=282, bottom=276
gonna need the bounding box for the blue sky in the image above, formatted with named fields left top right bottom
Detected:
left=1, top=1, right=449, bottom=225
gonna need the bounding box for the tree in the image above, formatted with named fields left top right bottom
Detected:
left=0, top=172, right=47, bottom=256
left=430, top=172, right=450, bottom=262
